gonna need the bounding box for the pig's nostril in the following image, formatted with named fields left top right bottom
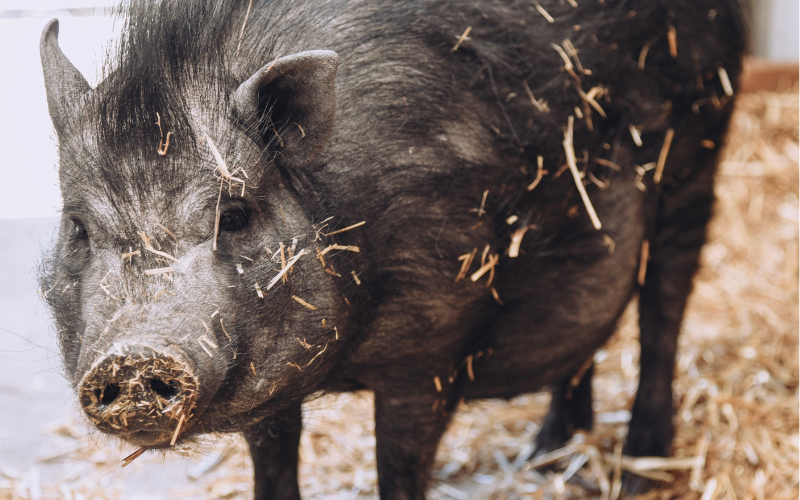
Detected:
left=150, top=378, right=179, bottom=400
left=100, top=383, right=121, bottom=406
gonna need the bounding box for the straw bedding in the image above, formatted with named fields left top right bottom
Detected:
left=1, top=88, right=796, bottom=500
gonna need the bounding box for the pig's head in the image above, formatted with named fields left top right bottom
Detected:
left=38, top=18, right=349, bottom=448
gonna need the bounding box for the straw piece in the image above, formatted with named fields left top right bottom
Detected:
left=594, top=158, right=621, bottom=171
left=219, top=317, right=231, bottom=342
left=434, top=376, right=442, bottom=392
left=455, top=248, right=478, bottom=282
left=280, top=242, right=287, bottom=283
left=690, top=431, right=710, bottom=491
left=323, top=221, right=365, bottom=236
left=638, top=239, right=649, bottom=286
left=350, top=271, right=361, bottom=285
left=667, top=24, right=678, bottom=58
left=719, top=472, right=737, bottom=500
left=490, top=287, right=503, bottom=305
left=472, top=190, right=489, bottom=217
left=638, top=41, right=652, bottom=70
left=267, top=249, right=306, bottom=290
left=213, top=178, right=223, bottom=251
left=622, top=455, right=704, bottom=472
left=157, top=223, right=183, bottom=248
left=523, top=80, right=550, bottom=113
left=563, top=116, right=602, bottom=230
left=610, top=442, right=623, bottom=500
left=524, top=443, right=580, bottom=469
left=718, top=67, right=734, bottom=96
left=155, top=113, right=172, bottom=156
left=279, top=205, right=289, bottom=229
left=470, top=254, right=499, bottom=282
left=654, top=128, right=675, bottom=184
left=316, top=247, right=326, bottom=268
left=527, top=156, right=546, bottom=191
left=306, top=343, right=328, bottom=367
left=139, top=231, right=181, bottom=263
left=551, top=43, right=579, bottom=81
left=198, top=335, right=217, bottom=349
left=292, top=295, right=318, bottom=310
left=121, top=249, right=141, bottom=261
left=235, top=0, right=253, bottom=57
left=204, top=135, right=236, bottom=181
left=121, top=448, right=146, bottom=468
left=451, top=26, right=472, bottom=52
left=319, top=244, right=360, bottom=256
left=628, top=124, right=643, bottom=147
left=699, top=477, right=719, bottom=500
left=170, top=414, right=185, bottom=446
left=562, top=39, right=586, bottom=74
left=157, top=132, right=171, bottom=156
left=508, top=226, right=531, bottom=258
left=532, top=1, right=554, bottom=23
left=584, top=446, right=610, bottom=500
left=198, top=342, right=213, bottom=358
left=577, top=86, right=607, bottom=118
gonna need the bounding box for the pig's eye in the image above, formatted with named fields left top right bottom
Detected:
left=219, top=206, right=250, bottom=232
left=71, top=220, right=88, bottom=240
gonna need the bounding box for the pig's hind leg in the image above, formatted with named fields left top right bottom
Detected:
left=624, top=113, right=731, bottom=492
left=244, top=404, right=303, bottom=500
left=530, top=363, right=594, bottom=459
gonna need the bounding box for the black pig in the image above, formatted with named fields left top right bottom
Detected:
left=39, top=0, right=745, bottom=498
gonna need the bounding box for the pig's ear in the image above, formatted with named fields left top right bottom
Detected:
left=232, top=50, right=338, bottom=168
left=40, top=19, right=92, bottom=134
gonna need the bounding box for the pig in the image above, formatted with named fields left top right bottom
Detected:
left=38, top=0, right=745, bottom=498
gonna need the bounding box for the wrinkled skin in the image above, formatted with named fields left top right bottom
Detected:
left=39, top=0, right=745, bottom=498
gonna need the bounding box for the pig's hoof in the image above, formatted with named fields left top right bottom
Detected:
left=620, top=472, right=652, bottom=497
left=528, top=421, right=570, bottom=462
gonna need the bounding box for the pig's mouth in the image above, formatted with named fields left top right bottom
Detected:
left=122, top=429, right=180, bottom=448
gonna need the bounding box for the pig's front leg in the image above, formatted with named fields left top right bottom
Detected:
left=374, top=389, right=452, bottom=500
left=244, top=404, right=303, bottom=500
left=624, top=117, right=726, bottom=493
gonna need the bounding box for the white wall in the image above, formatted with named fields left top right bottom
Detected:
left=0, top=9, right=119, bottom=219
left=752, top=0, right=800, bottom=61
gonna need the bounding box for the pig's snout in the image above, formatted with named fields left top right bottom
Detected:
left=78, top=344, right=199, bottom=447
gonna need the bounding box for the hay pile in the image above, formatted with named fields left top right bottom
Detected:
left=1, top=88, right=796, bottom=500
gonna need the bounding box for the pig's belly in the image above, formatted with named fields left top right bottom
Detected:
left=463, top=238, right=639, bottom=400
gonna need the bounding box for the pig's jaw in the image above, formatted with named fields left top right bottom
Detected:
left=122, top=429, right=176, bottom=448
